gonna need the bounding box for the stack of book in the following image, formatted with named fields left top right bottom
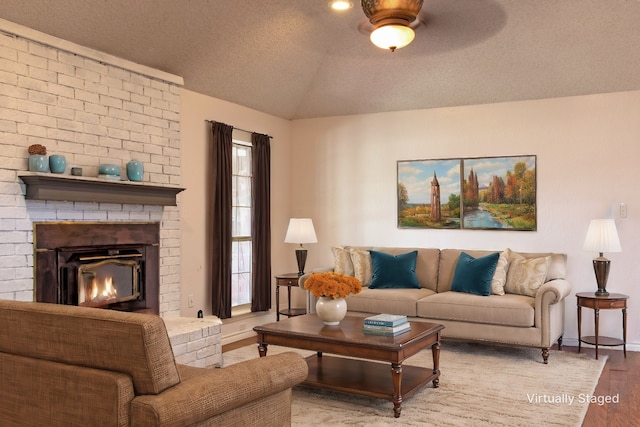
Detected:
left=362, top=314, right=410, bottom=336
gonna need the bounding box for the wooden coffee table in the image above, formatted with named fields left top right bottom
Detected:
left=253, top=314, right=443, bottom=418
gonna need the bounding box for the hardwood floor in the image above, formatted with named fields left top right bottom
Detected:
left=569, top=346, right=640, bottom=426
left=222, top=339, right=639, bottom=426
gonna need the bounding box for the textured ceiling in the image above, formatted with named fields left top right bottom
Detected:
left=1, top=1, right=640, bottom=120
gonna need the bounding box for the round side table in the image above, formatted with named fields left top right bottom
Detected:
left=576, top=291, right=628, bottom=360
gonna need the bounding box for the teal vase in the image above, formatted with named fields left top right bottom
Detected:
left=126, top=160, right=144, bottom=182
left=28, top=155, right=49, bottom=172
left=49, top=155, right=66, bottom=174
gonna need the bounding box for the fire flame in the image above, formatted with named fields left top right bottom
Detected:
left=90, top=277, right=117, bottom=302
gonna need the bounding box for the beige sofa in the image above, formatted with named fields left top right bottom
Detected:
left=304, top=247, right=570, bottom=364
left=0, top=300, right=308, bottom=427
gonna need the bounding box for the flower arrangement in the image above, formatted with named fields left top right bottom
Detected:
left=28, top=144, right=47, bottom=155
left=304, top=272, right=362, bottom=299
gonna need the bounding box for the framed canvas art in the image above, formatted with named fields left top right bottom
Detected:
left=397, top=155, right=536, bottom=231
left=397, top=158, right=461, bottom=229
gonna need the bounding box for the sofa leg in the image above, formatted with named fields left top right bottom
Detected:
left=557, top=336, right=563, bottom=350
left=541, top=348, right=549, bottom=364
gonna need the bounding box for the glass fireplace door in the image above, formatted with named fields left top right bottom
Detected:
left=77, top=259, right=140, bottom=308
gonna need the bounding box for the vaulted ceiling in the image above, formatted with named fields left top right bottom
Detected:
left=1, top=1, right=640, bottom=120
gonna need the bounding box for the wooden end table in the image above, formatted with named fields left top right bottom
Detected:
left=254, top=314, right=443, bottom=418
left=576, top=291, right=628, bottom=359
left=275, top=273, right=306, bottom=321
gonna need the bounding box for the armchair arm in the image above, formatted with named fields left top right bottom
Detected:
left=131, top=351, right=308, bottom=426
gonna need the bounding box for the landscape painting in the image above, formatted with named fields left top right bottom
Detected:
left=397, top=159, right=461, bottom=229
left=461, top=155, right=536, bottom=230
left=397, top=155, right=536, bottom=230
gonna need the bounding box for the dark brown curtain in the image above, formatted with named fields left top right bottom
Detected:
left=209, top=122, right=233, bottom=319
left=251, top=132, right=271, bottom=312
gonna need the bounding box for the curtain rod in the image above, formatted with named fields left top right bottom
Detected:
left=205, top=120, right=272, bottom=139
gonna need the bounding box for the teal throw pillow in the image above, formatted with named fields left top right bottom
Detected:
left=368, top=250, right=420, bottom=289
left=451, top=252, right=500, bottom=296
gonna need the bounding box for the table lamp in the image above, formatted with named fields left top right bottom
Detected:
left=583, top=218, right=622, bottom=296
left=284, top=218, right=317, bottom=275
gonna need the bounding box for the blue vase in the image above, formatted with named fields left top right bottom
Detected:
left=126, top=160, right=144, bottom=182
left=28, top=155, right=49, bottom=172
left=49, top=155, right=66, bottom=174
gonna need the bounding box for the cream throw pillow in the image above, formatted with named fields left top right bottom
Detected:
left=349, top=248, right=373, bottom=286
left=331, top=246, right=354, bottom=276
left=505, top=253, right=551, bottom=297
left=490, top=248, right=511, bottom=295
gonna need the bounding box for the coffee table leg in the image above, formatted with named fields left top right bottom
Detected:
left=391, top=362, right=403, bottom=418
left=432, top=341, right=441, bottom=388
left=258, top=342, right=268, bottom=357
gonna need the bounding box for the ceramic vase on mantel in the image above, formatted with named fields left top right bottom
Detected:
left=126, top=160, right=144, bottom=182
left=49, top=155, right=66, bottom=174
left=28, top=155, right=49, bottom=172
left=315, top=296, right=347, bottom=326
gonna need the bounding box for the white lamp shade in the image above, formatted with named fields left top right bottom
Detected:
left=284, top=218, right=317, bottom=244
left=583, top=219, right=622, bottom=253
left=370, top=24, right=415, bottom=50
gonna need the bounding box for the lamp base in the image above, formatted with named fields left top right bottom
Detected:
left=295, top=248, right=308, bottom=276
left=592, top=256, right=611, bottom=297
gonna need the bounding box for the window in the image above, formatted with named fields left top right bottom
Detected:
left=231, top=141, right=252, bottom=308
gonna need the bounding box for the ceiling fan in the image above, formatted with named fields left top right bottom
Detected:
left=331, top=0, right=425, bottom=52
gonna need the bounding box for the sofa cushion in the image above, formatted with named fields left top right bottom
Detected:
left=369, top=250, right=420, bottom=289
left=507, top=251, right=566, bottom=282
left=437, top=249, right=495, bottom=292
left=490, top=248, right=511, bottom=295
left=349, top=248, right=373, bottom=286
left=346, top=288, right=436, bottom=317
left=451, top=252, right=499, bottom=296
left=332, top=246, right=354, bottom=276
left=348, top=247, right=440, bottom=291
left=544, top=253, right=567, bottom=281
left=416, top=291, right=535, bottom=327
left=438, top=249, right=567, bottom=293
left=505, top=253, right=551, bottom=297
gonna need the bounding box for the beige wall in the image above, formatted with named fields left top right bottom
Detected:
left=181, top=87, right=640, bottom=348
left=289, top=90, right=640, bottom=349
left=179, top=90, right=299, bottom=338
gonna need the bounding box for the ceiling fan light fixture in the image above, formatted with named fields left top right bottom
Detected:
left=361, top=0, right=423, bottom=51
left=370, top=24, right=415, bottom=51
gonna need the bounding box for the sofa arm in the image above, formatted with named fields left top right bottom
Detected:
left=535, top=278, right=572, bottom=308
left=534, top=279, right=572, bottom=348
left=130, top=351, right=308, bottom=426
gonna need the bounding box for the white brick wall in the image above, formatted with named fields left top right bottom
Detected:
left=0, top=31, right=182, bottom=317
left=164, top=317, right=223, bottom=368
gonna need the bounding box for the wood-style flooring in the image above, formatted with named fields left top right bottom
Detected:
left=222, top=339, right=639, bottom=426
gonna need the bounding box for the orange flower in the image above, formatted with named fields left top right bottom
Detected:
left=304, top=272, right=362, bottom=299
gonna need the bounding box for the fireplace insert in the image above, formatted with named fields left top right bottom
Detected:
left=34, top=222, right=160, bottom=314
left=66, top=248, right=143, bottom=308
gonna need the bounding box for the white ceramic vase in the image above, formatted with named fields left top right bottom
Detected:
left=315, top=296, right=347, bottom=326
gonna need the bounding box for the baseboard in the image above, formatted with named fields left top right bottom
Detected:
left=221, top=329, right=257, bottom=346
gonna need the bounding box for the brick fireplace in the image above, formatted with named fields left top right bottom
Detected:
left=0, top=21, right=223, bottom=367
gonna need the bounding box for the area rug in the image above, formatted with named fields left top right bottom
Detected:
left=223, top=341, right=606, bottom=427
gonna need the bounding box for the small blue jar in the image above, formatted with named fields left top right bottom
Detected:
left=126, top=160, right=144, bottom=182
left=49, top=155, right=66, bottom=174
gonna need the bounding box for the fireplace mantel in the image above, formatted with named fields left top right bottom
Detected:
left=19, top=173, right=185, bottom=206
